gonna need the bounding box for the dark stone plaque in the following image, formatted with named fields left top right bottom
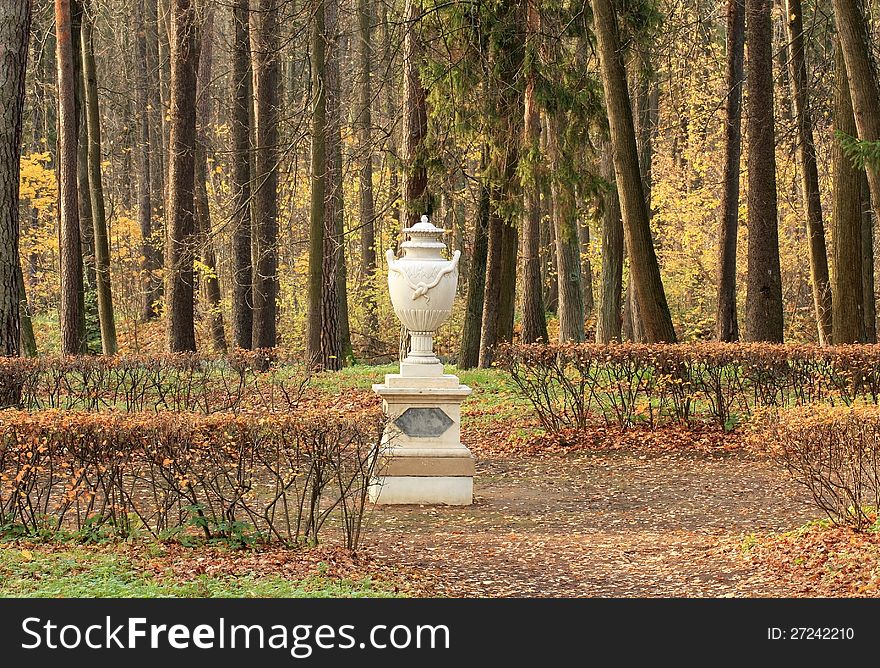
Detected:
left=393, top=407, right=454, bottom=438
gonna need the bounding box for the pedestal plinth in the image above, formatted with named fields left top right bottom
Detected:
left=370, top=366, right=474, bottom=505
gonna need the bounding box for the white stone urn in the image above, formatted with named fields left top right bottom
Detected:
left=386, top=215, right=461, bottom=369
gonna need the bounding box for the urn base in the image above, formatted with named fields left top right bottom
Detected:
left=369, top=475, right=473, bottom=506
left=371, top=369, right=474, bottom=506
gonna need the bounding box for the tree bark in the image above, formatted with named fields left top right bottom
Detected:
left=593, top=0, right=676, bottom=342
left=0, top=0, right=30, bottom=357
left=17, top=266, right=36, bottom=357
left=136, top=0, right=159, bottom=322
left=144, top=0, right=164, bottom=318
left=496, top=211, right=518, bottom=343
left=194, top=7, right=225, bottom=353
left=832, top=42, right=864, bottom=343
left=546, top=112, right=584, bottom=343
left=325, top=0, right=344, bottom=367
left=520, top=0, right=547, bottom=344
left=72, top=2, right=94, bottom=351
left=579, top=220, right=594, bottom=319
left=541, top=170, right=558, bottom=313
left=785, top=0, right=832, bottom=344
left=401, top=0, right=429, bottom=227
left=459, top=174, right=489, bottom=369
left=716, top=0, right=744, bottom=342
left=631, top=47, right=655, bottom=217
left=832, top=0, right=880, bottom=227
left=165, top=0, right=199, bottom=352
left=307, top=0, right=327, bottom=367
left=251, top=0, right=279, bottom=350
left=478, top=187, right=503, bottom=367
left=81, top=1, right=117, bottom=354
left=521, top=174, right=547, bottom=343
left=861, top=170, right=876, bottom=342
left=356, top=0, right=378, bottom=336
left=230, top=0, right=253, bottom=348
left=596, top=146, right=623, bottom=343
left=56, top=0, right=86, bottom=355
left=744, top=0, right=784, bottom=342
left=157, top=0, right=171, bottom=186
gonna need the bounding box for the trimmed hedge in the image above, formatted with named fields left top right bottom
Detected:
left=0, top=350, right=311, bottom=413
left=768, top=404, right=880, bottom=530
left=498, top=343, right=880, bottom=433
left=0, top=408, right=384, bottom=548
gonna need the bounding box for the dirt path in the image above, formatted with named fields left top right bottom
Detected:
left=364, top=449, right=815, bottom=597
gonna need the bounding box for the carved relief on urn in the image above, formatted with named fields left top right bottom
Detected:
left=386, top=216, right=460, bottom=368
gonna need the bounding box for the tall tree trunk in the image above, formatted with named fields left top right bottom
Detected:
left=0, top=0, right=30, bottom=357
left=832, top=43, right=864, bottom=343
left=76, top=67, right=95, bottom=300
left=832, top=0, right=880, bottom=226
left=251, top=0, right=279, bottom=350
left=631, top=47, right=655, bottom=216
left=306, top=0, right=327, bottom=366
left=862, top=170, right=877, bottom=342
left=28, top=28, right=47, bottom=303
left=541, top=171, right=558, bottom=313
left=165, top=0, right=199, bottom=352
left=596, top=146, right=623, bottom=343
left=785, top=0, right=832, bottom=344
left=622, top=274, right=645, bottom=341
left=56, top=0, right=86, bottom=355
left=744, top=0, right=784, bottom=342
left=579, top=219, right=594, bottom=319
left=81, top=2, right=117, bottom=354
left=144, top=0, right=164, bottom=318
left=593, top=0, right=676, bottom=342
left=72, top=2, right=94, bottom=351
left=356, top=0, right=378, bottom=336
left=324, top=0, right=344, bottom=367
left=717, top=0, right=745, bottom=342
left=773, top=0, right=793, bottom=123
left=136, top=0, right=159, bottom=322
left=401, top=0, right=429, bottom=227
left=194, top=8, right=225, bottom=353
left=626, top=44, right=655, bottom=343
left=459, top=174, right=489, bottom=369
left=479, top=188, right=504, bottom=367
left=520, top=0, right=547, bottom=344
left=379, top=0, right=400, bottom=230
left=521, top=179, right=547, bottom=343
left=547, top=113, right=584, bottom=343
left=157, top=0, right=171, bottom=190
left=497, top=210, right=518, bottom=343
left=230, top=0, right=252, bottom=348
left=17, top=266, right=36, bottom=357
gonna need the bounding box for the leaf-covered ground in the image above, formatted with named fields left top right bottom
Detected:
left=364, top=423, right=819, bottom=597
left=741, top=523, right=880, bottom=597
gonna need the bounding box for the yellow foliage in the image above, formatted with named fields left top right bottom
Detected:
left=19, top=152, right=56, bottom=216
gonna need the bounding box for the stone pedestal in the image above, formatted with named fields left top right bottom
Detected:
left=373, top=215, right=473, bottom=505
left=370, top=370, right=474, bottom=505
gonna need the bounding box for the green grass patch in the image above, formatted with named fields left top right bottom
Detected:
left=0, top=545, right=402, bottom=598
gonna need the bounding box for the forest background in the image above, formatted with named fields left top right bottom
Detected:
left=3, top=0, right=880, bottom=367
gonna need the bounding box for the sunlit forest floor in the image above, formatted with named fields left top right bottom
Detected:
left=6, top=323, right=877, bottom=597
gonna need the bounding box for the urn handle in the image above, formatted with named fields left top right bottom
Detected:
left=388, top=250, right=461, bottom=301
left=386, top=248, right=398, bottom=272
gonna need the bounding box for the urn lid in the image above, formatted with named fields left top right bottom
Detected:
left=400, top=215, right=448, bottom=255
